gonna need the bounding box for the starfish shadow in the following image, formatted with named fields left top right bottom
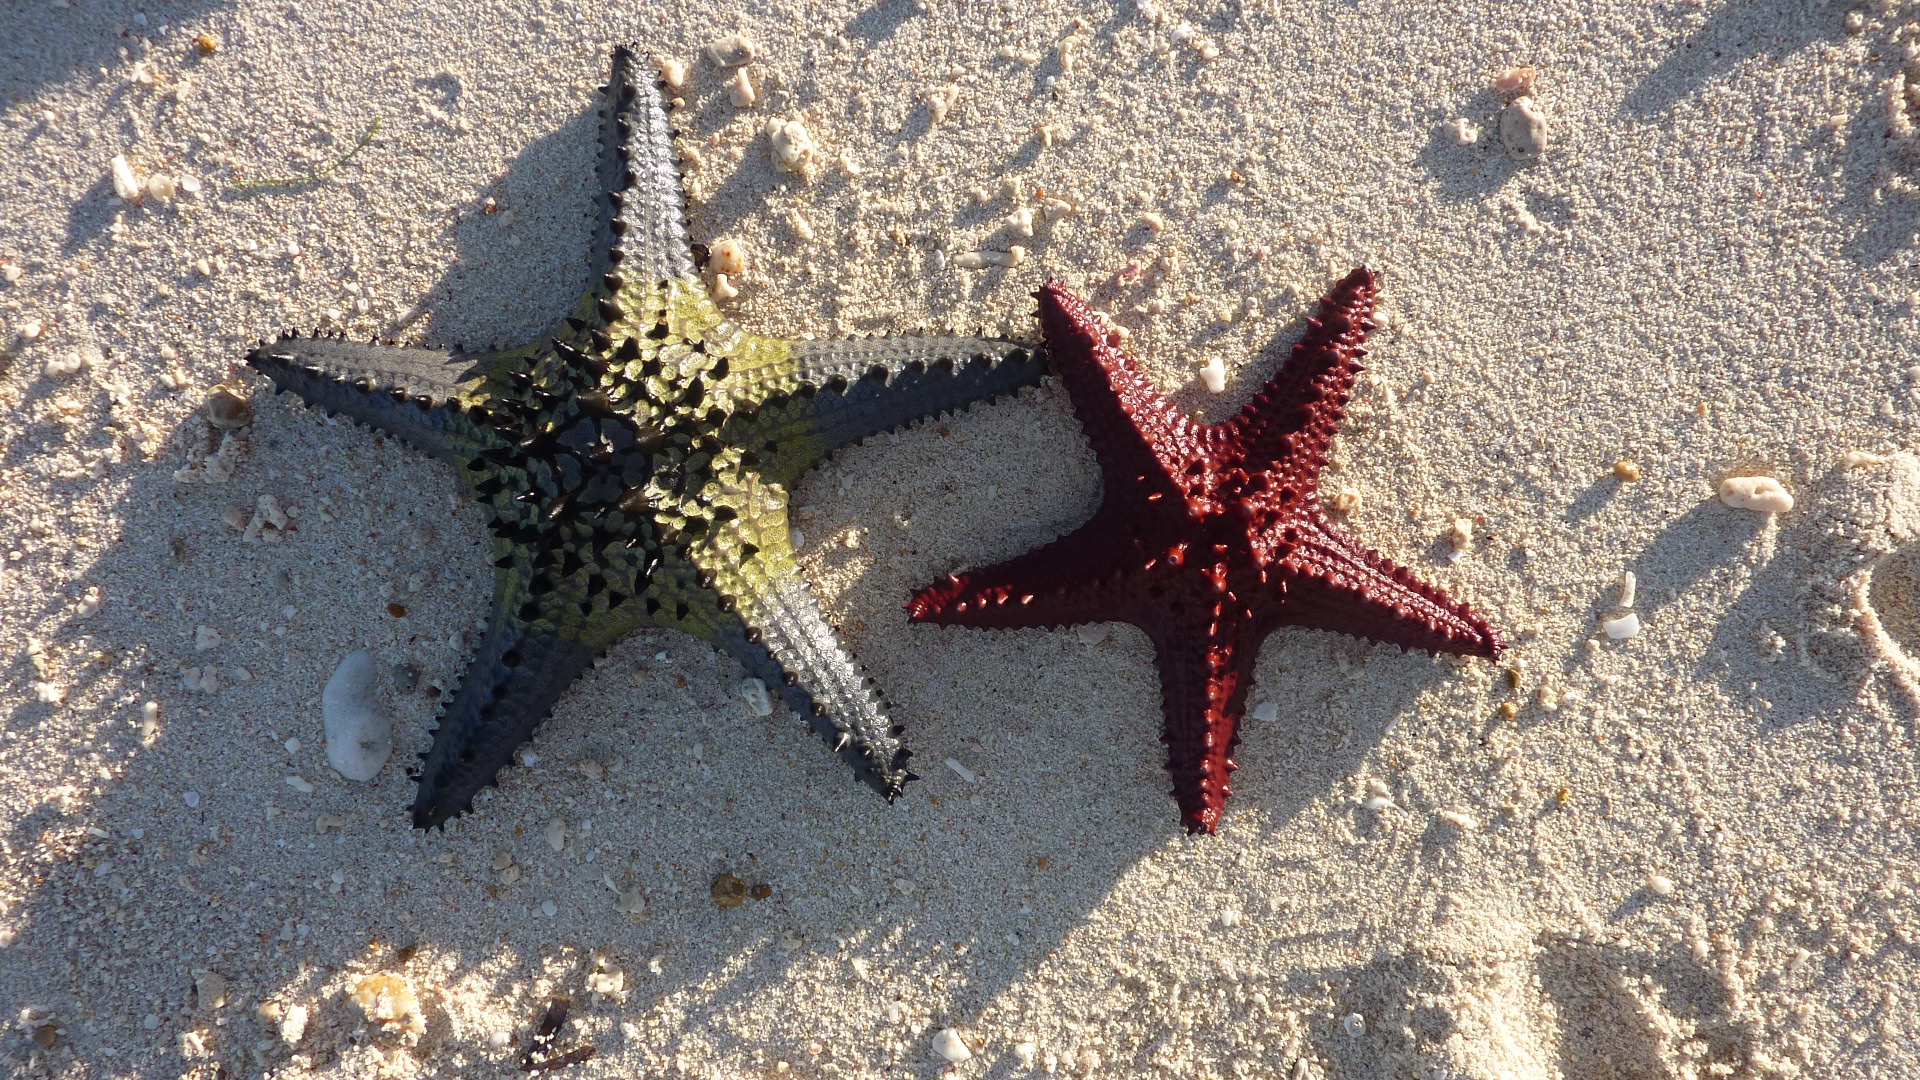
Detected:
left=0, top=0, right=236, bottom=107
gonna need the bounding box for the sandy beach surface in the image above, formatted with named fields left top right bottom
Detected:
left=4, top=1, right=1920, bottom=1077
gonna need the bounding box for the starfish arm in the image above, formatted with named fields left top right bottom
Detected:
left=1231, top=267, right=1378, bottom=479
left=1035, top=281, right=1203, bottom=491
left=716, top=336, right=1047, bottom=487
left=1138, top=615, right=1259, bottom=835
left=597, top=45, right=697, bottom=286
left=246, top=334, right=510, bottom=464
left=1273, top=514, right=1504, bottom=658
left=904, top=510, right=1140, bottom=630
left=412, top=570, right=599, bottom=829
left=651, top=530, right=913, bottom=796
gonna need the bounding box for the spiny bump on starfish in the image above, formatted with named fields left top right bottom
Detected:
left=246, top=45, right=1049, bottom=829
left=907, top=267, right=1503, bottom=834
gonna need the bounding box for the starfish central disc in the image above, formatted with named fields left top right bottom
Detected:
left=907, top=269, right=1504, bottom=834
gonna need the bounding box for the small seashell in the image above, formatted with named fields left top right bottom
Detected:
left=1612, top=459, right=1642, bottom=481
left=110, top=155, right=141, bottom=201
left=1602, top=611, right=1641, bottom=640
left=1499, top=96, right=1548, bottom=162
left=322, top=649, right=392, bottom=782
left=709, top=238, right=747, bottom=276
left=1362, top=796, right=1397, bottom=812
left=205, top=386, right=252, bottom=429
left=705, top=34, right=757, bottom=68
left=146, top=173, right=176, bottom=200
left=1718, top=475, right=1793, bottom=513
left=932, top=1028, right=973, bottom=1064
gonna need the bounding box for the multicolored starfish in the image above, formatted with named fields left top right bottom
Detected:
left=907, top=269, right=1503, bottom=834
left=248, top=46, right=1047, bottom=827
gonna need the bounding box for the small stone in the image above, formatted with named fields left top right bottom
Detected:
left=349, top=974, right=425, bottom=1038
left=727, top=69, right=757, bottom=108
left=712, top=872, right=747, bottom=908
left=1006, top=206, right=1035, bottom=238
left=322, top=649, right=392, bottom=781
left=655, top=55, right=687, bottom=89
left=1329, top=488, right=1361, bottom=514
left=1140, top=211, right=1167, bottom=233
left=1494, top=66, right=1537, bottom=94
left=183, top=790, right=201, bottom=808
left=1602, top=612, right=1641, bottom=641
left=615, top=887, right=647, bottom=917
left=316, top=813, right=348, bottom=833
left=1014, top=1041, right=1038, bottom=1068
left=489, top=1030, right=512, bottom=1050
left=205, top=386, right=252, bottom=429
left=194, top=33, right=221, bottom=55
left=706, top=34, right=757, bottom=67
left=926, top=84, right=960, bottom=124
left=1362, top=795, right=1396, bottom=812
left=540, top=898, right=558, bottom=917
left=709, top=238, right=747, bottom=276
left=768, top=119, right=816, bottom=173
left=944, top=757, right=978, bottom=783
left=543, top=817, right=567, bottom=852
left=1197, top=356, right=1226, bottom=394
left=1612, top=459, right=1642, bottom=481
left=1436, top=808, right=1479, bottom=831
left=586, top=966, right=625, bottom=994
left=285, top=775, right=314, bottom=793
left=740, top=677, right=773, bottom=716
left=1443, top=117, right=1481, bottom=145
left=1250, top=701, right=1278, bottom=723
left=193, top=624, right=222, bottom=651
left=110, top=154, right=141, bottom=201
left=193, top=969, right=229, bottom=1010
left=1616, top=571, right=1637, bottom=609
left=492, top=850, right=515, bottom=872
left=1646, top=874, right=1676, bottom=897
left=1342, top=1013, right=1365, bottom=1037
left=933, top=1028, right=973, bottom=1064
left=146, top=173, right=176, bottom=200
left=1445, top=517, right=1474, bottom=560
left=279, top=1003, right=309, bottom=1046
left=1499, top=96, right=1548, bottom=162
left=17, top=318, right=43, bottom=340
left=1718, top=475, right=1793, bottom=513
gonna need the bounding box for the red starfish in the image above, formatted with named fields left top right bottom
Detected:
left=906, top=268, right=1504, bottom=834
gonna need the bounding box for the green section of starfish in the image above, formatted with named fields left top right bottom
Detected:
left=247, top=45, right=1047, bottom=828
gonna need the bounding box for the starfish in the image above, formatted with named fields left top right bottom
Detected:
left=247, top=46, right=1048, bottom=828
left=907, top=269, right=1503, bottom=834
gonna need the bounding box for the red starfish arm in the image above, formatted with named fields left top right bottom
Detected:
left=905, top=512, right=1138, bottom=630
left=1232, top=267, right=1378, bottom=483
left=1270, top=515, right=1504, bottom=658
left=1036, top=281, right=1203, bottom=492
left=1138, top=614, right=1260, bottom=835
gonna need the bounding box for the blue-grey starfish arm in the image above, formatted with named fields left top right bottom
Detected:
left=244, top=333, right=507, bottom=464
left=722, top=336, right=1048, bottom=487
left=596, top=44, right=697, bottom=284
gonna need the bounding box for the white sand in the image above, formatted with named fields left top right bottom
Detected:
left=4, top=1, right=1920, bottom=1077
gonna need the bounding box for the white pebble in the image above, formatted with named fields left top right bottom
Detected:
left=182, top=790, right=201, bottom=808
left=285, top=775, right=314, bottom=794
left=1014, top=1041, right=1038, bottom=1068
left=322, top=649, right=392, bottom=782
left=1140, top=212, right=1167, bottom=233
left=953, top=248, right=1024, bottom=269
left=944, top=757, right=977, bottom=783
left=654, top=55, right=687, bottom=89
left=932, top=1028, right=973, bottom=1064
left=926, top=84, right=960, bottom=125
left=767, top=119, right=815, bottom=173
left=1250, top=701, right=1278, bottom=723
left=1602, top=611, right=1642, bottom=641
left=740, top=677, right=773, bottom=716
left=193, top=624, right=222, bottom=651
left=1006, top=206, right=1035, bottom=237
left=110, top=154, right=141, bottom=201
left=146, top=173, right=176, bottom=200
left=1499, top=97, right=1548, bottom=162
left=1718, top=475, right=1793, bottom=513
left=1436, top=808, right=1479, bottom=831
left=541, top=899, right=558, bottom=917
left=727, top=69, right=757, bottom=108
left=1075, top=624, right=1109, bottom=645
left=1646, top=874, right=1676, bottom=897
left=1617, top=570, right=1637, bottom=609
left=1362, top=796, right=1397, bottom=812
left=710, top=273, right=739, bottom=302
left=1197, top=356, right=1227, bottom=394
left=709, top=238, right=748, bottom=276
left=1443, top=117, right=1481, bottom=145
left=488, top=1031, right=512, bottom=1050
left=543, top=817, right=567, bottom=852
left=1342, top=1013, right=1366, bottom=1037
left=74, top=586, right=104, bottom=619
left=705, top=34, right=757, bottom=67
left=279, top=1004, right=308, bottom=1046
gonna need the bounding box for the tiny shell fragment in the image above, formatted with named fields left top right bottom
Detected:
left=767, top=119, right=815, bottom=173
left=205, top=385, right=252, bottom=429
left=933, top=1028, right=973, bottom=1064
left=322, top=649, right=392, bottom=781
left=110, top=155, right=141, bottom=201
left=1499, top=97, right=1548, bottom=162
left=709, top=239, right=747, bottom=276
left=727, top=69, right=756, bottom=108
left=1602, top=612, right=1642, bottom=641
left=1494, top=66, right=1537, bottom=94
left=1718, top=475, right=1793, bottom=513
left=655, top=55, right=687, bottom=89
left=1197, top=356, right=1226, bottom=394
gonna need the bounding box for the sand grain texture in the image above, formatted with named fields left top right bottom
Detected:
left=3, top=1, right=1920, bottom=1078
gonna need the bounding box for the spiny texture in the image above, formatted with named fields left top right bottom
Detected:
left=907, top=269, right=1502, bottom=834
left=247, top=46, right=1048, bottom=828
